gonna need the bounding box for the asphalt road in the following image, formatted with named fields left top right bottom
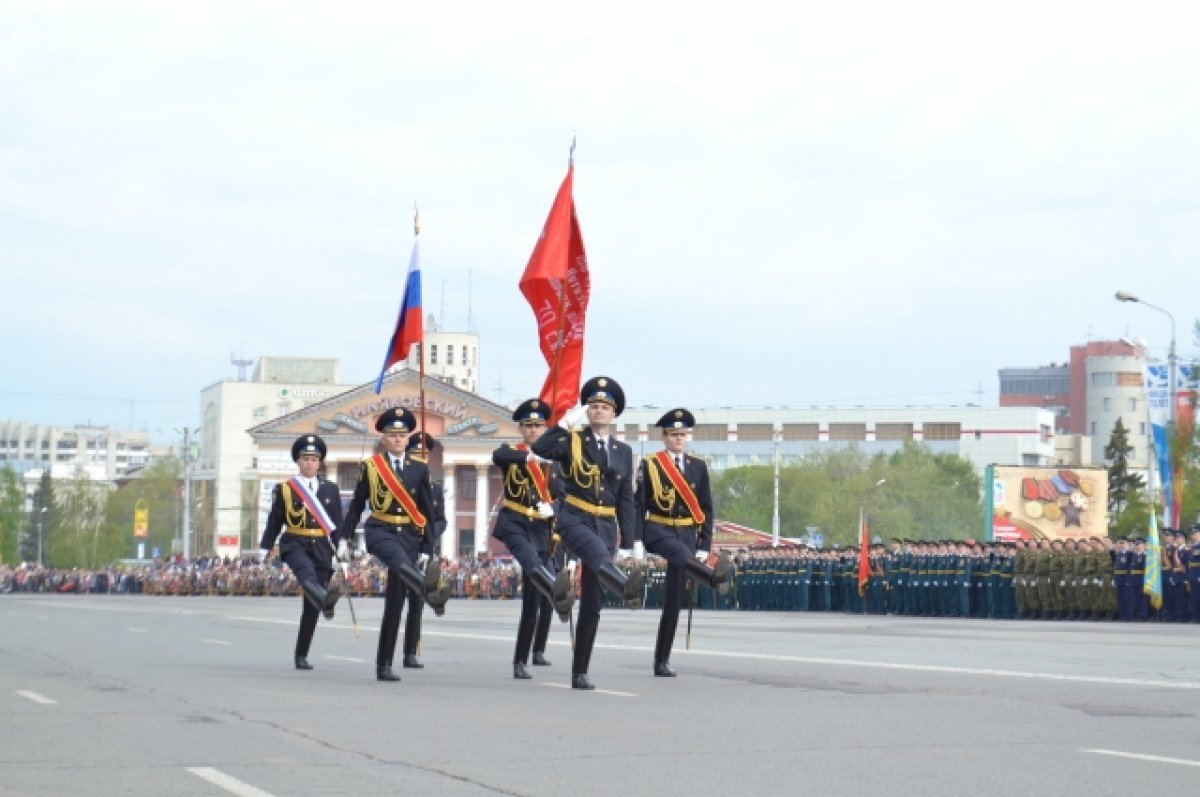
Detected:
left=3, top=595, right=1199, bottom=796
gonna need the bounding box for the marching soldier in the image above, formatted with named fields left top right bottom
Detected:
left=258, top=434, right=344, bottom=670
left=382, top=432, right=449, bottom=670
left=636, top=408, right=731, bottom=677
left=530, top=376, right=643, bottom=690
left=492, top=398, right=575, bottom=680
left=339, top=408, right=449, bottom=682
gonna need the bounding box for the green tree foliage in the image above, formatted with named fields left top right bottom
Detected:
left=711, top=441, right=983, bottom=547
left=0, top=465, right=25, bottom=564
left=1110, top=483, right=1151, bottom=540
left=1105, top=417, right=1145, bottom=526
left=100, top=458, right=182, bottom=561
left=45, top=466, right=111, bottom=568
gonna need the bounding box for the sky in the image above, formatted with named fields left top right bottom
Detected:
left=2, top=1, right=1198, bottom=442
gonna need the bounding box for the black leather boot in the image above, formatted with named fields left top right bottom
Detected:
left=572, top=622, right=597, bottom=690
left=300, top=581, right=328, bottom=612
left=653, top=661, right=676, bottom=677
left=597, top=562, right=643, bottom=608
left=294, top=655, right=313, bottom=670
left=532, top=651, right=551, bottom=666
left=376, top=666, right=400, bottom=682
left=686, top=551, right=732, bottom=590
left=513, top=616, right=536, bottom=678
left=321, top=583, right=341, bottom=621
left=530, top=566, right=574, bottom=621
left=402, top=654, right=424, bottom=669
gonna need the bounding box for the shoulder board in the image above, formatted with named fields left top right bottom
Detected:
left=410, top=453, right=427, bottom=464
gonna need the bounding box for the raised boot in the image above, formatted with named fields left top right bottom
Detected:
left=300, top=581, right=328, bottom=612
left=395, top=563, right=428, bottom=606
left=685, top=551, right=732, bottom=590
left=422, top=558, right=450, bottom=617
left=597, top=562, right=643, bottom=609
left=321, top=583, right=341, bottom=621
left=530, top=565, right=574, bottom=622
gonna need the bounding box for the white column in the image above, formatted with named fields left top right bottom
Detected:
left=441, top=462, right=458, bottom=560
left=474, top=462, right=490, bottom=555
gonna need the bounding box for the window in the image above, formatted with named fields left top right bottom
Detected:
left=458, top=466, right=476, bottom=500
left=462, top=347, right=470, bottom=366
left=1090, top=421, right=1097, bottom=435
left=1091, top=372, right=1116, bottom=387
left=1129, top=397, right=1137, bottom=411
left=828, top=423, right=866, bottom=441
left=1102, top=397, right=1112, bottom=411
left=1040, top=425, right=1052, bottom=443
left=875, top=423, right=913, bottom=441
left=923, top=422, right=961, bottom=441
left=624, top=424, right=641, bottom=440
left=692, top=424, right=727, bottom=441
left=429, top=345, right=438, bottom=365
left=782, top=423, right=819, bottom=441
left=737, top=423, right=774, bottom=441
left=1139, top=422, right=1146, bottom=435
left=447, top=345, right=454, bottom=365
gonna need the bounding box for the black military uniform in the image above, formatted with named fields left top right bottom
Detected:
left=375, top=432, right=449, bottom=671
left=492, top=398, right=576, bottom=679
left=530, top=376, right=642, bottom=690
left=258, top=434, right=344, bottom=670
left=637, top=408, right=730, bottom=677
left=339, top=408, right=448, bottom=682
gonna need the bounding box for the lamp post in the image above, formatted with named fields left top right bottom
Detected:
left=1115, top=290, right=1177, bottom=425
left=37, top=506, right=47, bottom=567
left=771, top=428, right=782, bottom=547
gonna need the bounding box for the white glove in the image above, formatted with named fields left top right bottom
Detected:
left=336, top=540, right=350, bottom=562
left=536, top=501, right=554, bottom=519
left=257, top=548, right=269, bottom=563
left=526, top=451, right=550, bottom=465
left=417, top=553, right=430, bottom=568
left=567, top=559, right=578, bottom=575
left=617, top=548, right=632, bottom=560
left=695, top=550, right=709, bottom=563
left=558, top=404, right=588, bottom=429
left=633, top=541, right=645, bottom=561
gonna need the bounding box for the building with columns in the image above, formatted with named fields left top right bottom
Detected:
left=247, top=368, right=518, bottom=560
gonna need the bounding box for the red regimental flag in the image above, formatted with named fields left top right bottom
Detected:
left=519, top=163, right=590, bottom=424
left=857, top=510, right=870, bottom=597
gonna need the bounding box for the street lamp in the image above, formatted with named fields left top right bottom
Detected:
left=1115, top=290, right=1177, bottom=424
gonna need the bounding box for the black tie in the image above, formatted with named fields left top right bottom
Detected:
left=392, top=456, right=402, bottom=474
left=596, top=439, right=608, bottom=469
left=675, top=456, right=683, bottom=472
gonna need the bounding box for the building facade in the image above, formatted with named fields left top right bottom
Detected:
left=999, top=339, right=1149, bottom=473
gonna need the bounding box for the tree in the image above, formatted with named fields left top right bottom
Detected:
left=100, top=458, right=182, bottom=561
left=45, top=466, right=110, bottom=569
left=712, top=441, right=984, bottom=547
left=0, top=465, right=25, bottom=564
left=1105, top=417, right=1144, bottom=526
left=1110, top=483, right=1151, bottom=540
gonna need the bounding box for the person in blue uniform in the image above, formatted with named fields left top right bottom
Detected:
left=258, top=434, right=344, bottom=670
left=531, top=376, right=642, bottom=690
left=637, top=408, right=731, bottom=677
left=339, top=408, right=448, bottom=682
left=492, top=398, right=575, bottom=679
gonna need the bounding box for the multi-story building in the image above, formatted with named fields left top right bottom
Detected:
left=0, top=421, right=156, bottom=479
left=999, top=339, right=1149, bottom=473
left=399, top=314, right=480, bottom=392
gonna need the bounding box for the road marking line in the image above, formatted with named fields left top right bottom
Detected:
left=541, top=683, right=637, bottom=697
left=128, top=627, right=147, bottom=633
left=16, top=690, right=56, bottom=705
left=323, top=655, right=367, bottom=663
left=203, top=639, right=232, bottom=646
left=186, top=767, right=277, bottom=797
left=1085, top=749, right=1200, bottom=768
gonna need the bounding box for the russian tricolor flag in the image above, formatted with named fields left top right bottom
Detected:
left=374, top=238, right=423, bottom=393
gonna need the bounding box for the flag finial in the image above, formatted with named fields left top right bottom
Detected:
left=569, top=134, right=576, bottom=167
left=413, top=202, right=420, bottom=236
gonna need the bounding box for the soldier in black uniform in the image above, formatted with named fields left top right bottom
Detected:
left=258, top=434, right=344, bottom=670
left=637, top=408, right=731, bottom=677
left=531, top=376, right=642, bottom=690
left=339, top=408, right=449, bottom=682
left=380, top=432, right=450, bottom=671
left=493, top=398, right=576, bottom=679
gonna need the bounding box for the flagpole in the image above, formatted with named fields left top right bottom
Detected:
left=545, top=139, right=575, bottom=424
left=414, top=203, right=428, bottom=457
